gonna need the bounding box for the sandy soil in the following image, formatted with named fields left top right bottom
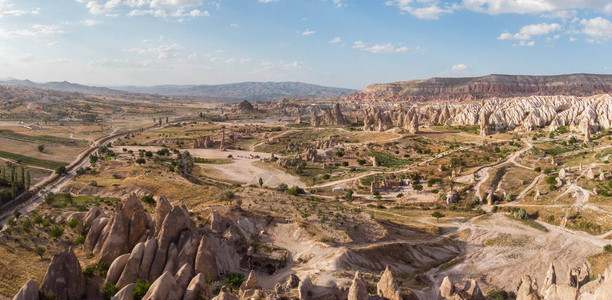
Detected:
left=118, top=146, right=305, bottom=188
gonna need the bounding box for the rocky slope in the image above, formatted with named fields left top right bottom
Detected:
left=344, top=74, right=612, bottom=103
left=358, top=94, right=612, bottom=141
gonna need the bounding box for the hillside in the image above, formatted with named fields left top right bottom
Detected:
left=0, top=79, right=357, bottom=101
left=344, top=73, right=612, bottom=103
left=117, top=81, right=358, bottom=101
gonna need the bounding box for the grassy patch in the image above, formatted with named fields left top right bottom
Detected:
left=483, top=233, right=531, bottom=247
left=193, top=157, right=233, bottom=164
left=0, top=150, right=67, bottom=170
left=366, top=151, right=411, bottom=168
left=0, top=129, right=86, bottom=146
left=45, top=193, right=118, bottom=211
left=588, top=252, right=612, bottom=278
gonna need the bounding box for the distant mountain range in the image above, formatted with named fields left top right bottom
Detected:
left=116, top=82, right=358, bottom=101
left=344, top=73, right=612, bottom=103
left=0, top=79, right=357, bottom=101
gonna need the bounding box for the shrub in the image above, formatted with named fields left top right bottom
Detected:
left=512, top=208, right=528, bottom=220
left=276, top=183, right=288, bottom=192
left=344, top=190, right=354, bottom=202
left=83, top=266, right=95, bottom=278
left=604, top=244, right=612, bottom=253
left=286, top=186, right=304, bottom=196
left=102, top=282, right=119, bottom=300
left=37, top=144, right=45, bottom=152
left=33, top=213, right=43, bottom=224
left=133, top=279, right=151, bottom=300
left=413, top=184, right=423, bottom=191
left=67, top=218, right=80, bottom=229
left=534, top=167, right=541, bottom=172
left=21, top=218, right=32, bottom=233
left=34, top=246, right=46, bottom=259
left=49, top=225, right=64, bottom=238
left=55, top=165, right=67, bottom=175
left=225, top=272, right=245, bottom=291
left=74, top=235, right=85, bottom=245
left=89, top=180, right=98, bottom=187
left=135, top=158, right=146, bottom=165
left=141, top=195, right=155, bottom=205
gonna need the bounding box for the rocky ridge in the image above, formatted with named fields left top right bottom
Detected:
left=358, top=94, right=612, bottom=141
left=344, top=74, right=612, bottom=103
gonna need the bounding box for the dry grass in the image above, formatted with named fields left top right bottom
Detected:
left=483, top=233, right=531, bottom=247
left=0, top=241, right=48, bottom=298
left=588, top=252, right=612, bottom=278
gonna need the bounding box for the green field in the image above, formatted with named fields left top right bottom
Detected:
left=0, top=150, right=67, bottom=170
left=0, top=129, right=86, bottom=146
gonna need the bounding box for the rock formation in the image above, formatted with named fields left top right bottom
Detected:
left=348, top=272, right=368, bottom=300
left=377, top=266, right=402, bottom=300
left=344, top=74, right=612, bottom=103
left=40, top=251, right=87, bottom=300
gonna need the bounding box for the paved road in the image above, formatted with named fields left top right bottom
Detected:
left=0, top=117, right=195, bottom=227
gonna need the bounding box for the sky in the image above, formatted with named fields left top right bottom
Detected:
left=0, top=0, right=611, bottom=89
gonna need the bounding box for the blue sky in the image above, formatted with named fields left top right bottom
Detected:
left=0, top=0, right=611, bottom=89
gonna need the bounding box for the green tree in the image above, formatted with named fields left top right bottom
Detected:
left=344, top=189, right=354, bottom=202
left=258, top=177, right=263, bottom=187
left=37, top=144, right=45, bottom=152
left=55, top=165, right=67, bottom=175
left=34, top=246, right=46, bottom=259
left=431, top=211, right=445, bottom=221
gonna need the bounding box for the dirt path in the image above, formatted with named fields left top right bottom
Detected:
left=311, top=146, right=471, bottom=188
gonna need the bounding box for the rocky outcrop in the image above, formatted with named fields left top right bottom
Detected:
left=40, top=251, right=86, bottom=300
left=376, top=266, right=401, bottom=300
left=239, top=271, right=261, bottom=299
left=96, top=194, right=154, bottom=264
left=439, top=276, right=485, bottom=300
left=238, top=100, right=254, bottom=112
left=194, top=235, right=218, bottom=281
left=183, top=273, right=212, bottom=300
left=517, top=275, right=541, bottom=300
left=344, top=74, right=612, bottom=103
left=348, top=272, right=368, bottom=300
left=142, top=271, right=180, bottom=300
left=12, top=280, right=38, bottom=300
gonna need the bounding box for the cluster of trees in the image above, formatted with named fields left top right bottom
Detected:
left=0, top=164, right=31, bottom=205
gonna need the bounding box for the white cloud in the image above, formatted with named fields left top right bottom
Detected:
left=260, top=60, right=309, bottom=71
left=440, top=63, right=472, bottom=76
left=352, top=40, right=417, bottom=54
left=569, top=36, right=577, bottom=42
left=258, top=0, right=279, bottom=3
left=89, top=58, right=152, bottom=68
left=0, top=1, right=40, bottom=18
left=124, top=43, right=183, bottom=59
left=0, top=25, right=65, bottom=38
left=171, top=8, right=209, bottom=17
left=302, top=29, right=316, bottom=36
left=460, top=0, right=612, bottom=15
left=514, top=40, right=535, bottom=47
left=546, top=34, right=560, bottom=42
left=580, top=17, right=612, bottom=40
left=498, top=23, right=561, bottom=40
left=329, top=37, right=341, bottom=44
left=331, top=0, right=345, bottom=8
left=82, top=19, right=101, bottom=26
left=385, top=0, right=453, bottom=20
left=78, top=0, right=208, bottom=19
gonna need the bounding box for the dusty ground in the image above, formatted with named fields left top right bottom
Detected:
left=117, top=146, right=305, bottom=188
